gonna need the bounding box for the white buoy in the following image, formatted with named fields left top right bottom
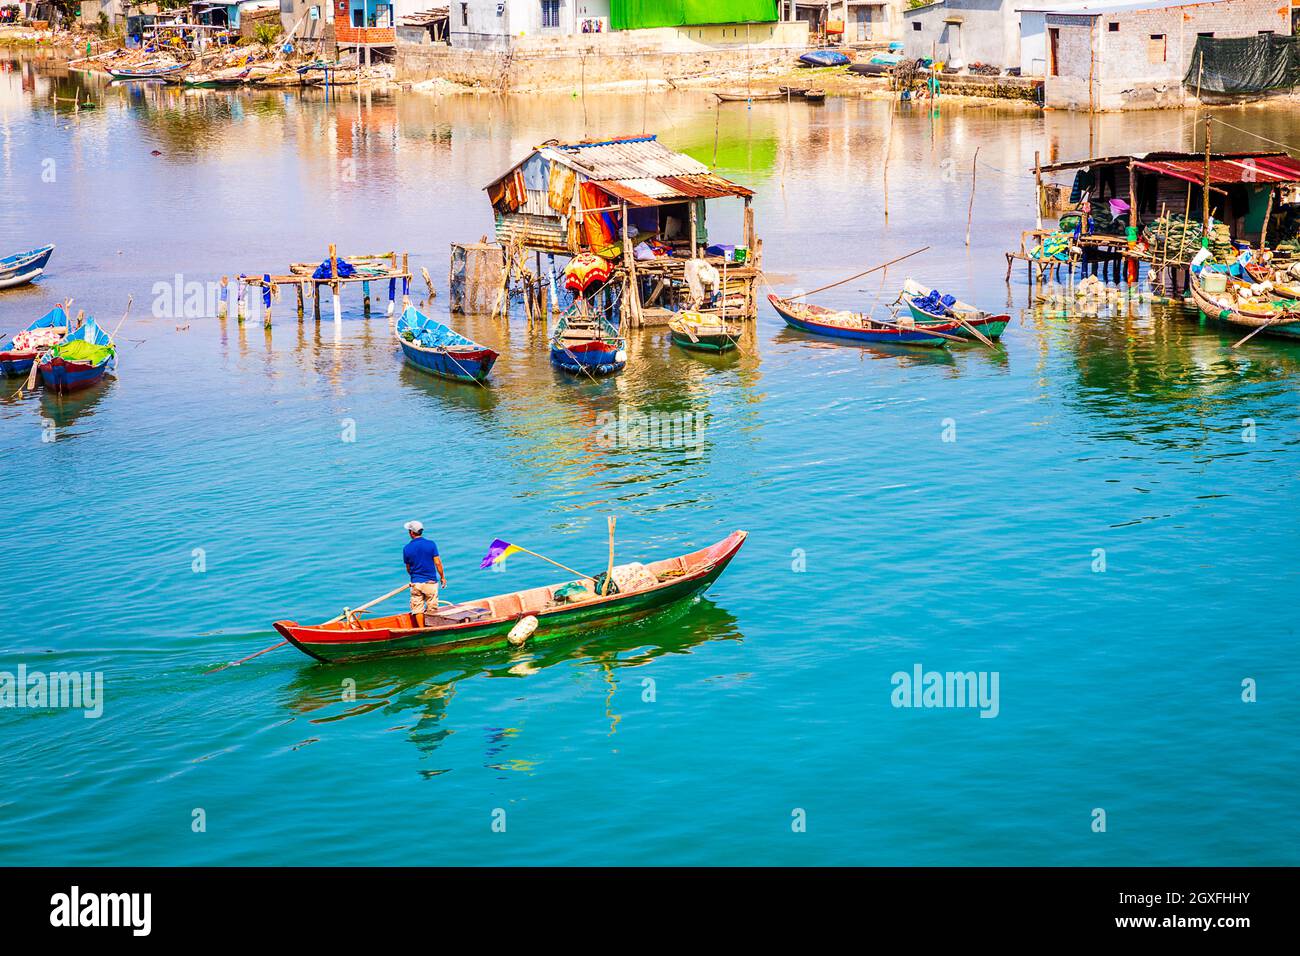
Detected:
left=508, top=615, right=538, bottom=647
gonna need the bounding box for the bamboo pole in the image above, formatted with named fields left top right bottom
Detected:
left=601, top=516, right=616, bottom=596
left=965, top=147, right=979, bottom=247
left=800, top=246, right=930, bottom=299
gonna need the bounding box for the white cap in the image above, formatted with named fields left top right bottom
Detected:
left=404, top=520, right=424, bottom=534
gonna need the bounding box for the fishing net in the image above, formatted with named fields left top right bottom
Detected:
left=311, top=258, right=358, bottom=280
left=1185, top=34, right=1300, bottom=95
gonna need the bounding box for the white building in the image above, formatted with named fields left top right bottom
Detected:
left=448, top=0, right=612, bottom=49
left=905, top=0, right=1291, bottom=78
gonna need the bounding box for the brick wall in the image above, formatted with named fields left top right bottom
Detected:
left=1046, top=0, right=1291, bottom=110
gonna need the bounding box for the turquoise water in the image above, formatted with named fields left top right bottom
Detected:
left=1, top=59, right=1298, bottom=865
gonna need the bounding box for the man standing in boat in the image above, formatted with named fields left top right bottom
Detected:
left=403, top=521, right=446, bottom=627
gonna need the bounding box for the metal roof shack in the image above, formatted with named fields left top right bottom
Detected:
left=1036, top=151, right=1300, bottom=185
left=481, top=133, right=763, bottom=325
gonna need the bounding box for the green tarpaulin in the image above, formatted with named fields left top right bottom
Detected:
left=1185, top=34, right=1300, bottom=95
left=610, top=1, right=779, bottom=31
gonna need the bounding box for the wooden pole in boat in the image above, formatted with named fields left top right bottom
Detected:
left=1202, top=117, right=1212, bottom=241
left=601, top=516, right=616, bottom=596
left=1034, top=151, right=1043, bottom=232
left=1261, top=185, right=1275, bottom=254
left=800, top=246, right=930, bottom=299
left=502, top=545, right=595, bottom=584
left=329, top=244, right=341, bottom=326
left=401, top=253, right=411, bottom=311
left=965, top=147, right=979, bottom=247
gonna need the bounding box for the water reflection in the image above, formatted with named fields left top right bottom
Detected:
left=277, top=595, right=742, bottom=770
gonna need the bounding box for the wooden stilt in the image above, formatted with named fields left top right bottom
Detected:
left=363, top=280, right=371, bottom=316
left=218, top=275, right=229, bottom=319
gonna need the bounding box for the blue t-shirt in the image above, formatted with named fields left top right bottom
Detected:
left=403, top=536, right=441, bottom=583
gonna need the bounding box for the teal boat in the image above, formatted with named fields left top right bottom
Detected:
left=900, top=278, right=1011, bottom=340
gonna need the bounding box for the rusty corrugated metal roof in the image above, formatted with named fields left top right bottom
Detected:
left=595, top=173, right=754, bottom=207
left=487, top=135, right=751, bottom=207
left=1036, top=150, right=1300, bottom=178
left=1132, top=156, right=1300, bottom=186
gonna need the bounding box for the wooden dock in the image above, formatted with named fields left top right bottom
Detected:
left=227, top=245, right=413, bottom=327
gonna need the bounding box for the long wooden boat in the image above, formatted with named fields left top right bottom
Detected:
left=715, top=91, right=786, bottom=103
left=1189, top=276, right=1300, bottom=340
left=38, top=315, right=116, bottom=393
left=669, top=310, right=742, bottom=353
left=273, top=530, right=748, bottom=663
left=900, top=278, right=1011, bottom=340
left=551, top=314, right=627, bottom=374
left=107, top=63, right=185, bottom=80
left=0, top=305, right=70, bottom=377
left=396, top=305, right=498, bottom=383
left=0, top=244, right=55, bottom=290
left=182, top=69, right=250, bottom=89
left=768, top=293, right=957, bottom=347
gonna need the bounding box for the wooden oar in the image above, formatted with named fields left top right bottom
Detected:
left=23, top=348, right=44, bottom=392
left=942, top=309, right=999, bottom=350
left=205, top=582, right=413, bottom=674
left=869, top=315, right=967, bottom=344
left=1232, top=309, right=1300, bottom=348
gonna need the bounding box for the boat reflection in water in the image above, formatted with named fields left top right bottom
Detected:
left=276, top=594, right=743, bottom=764
left=37, top=380, right=113, bottom=435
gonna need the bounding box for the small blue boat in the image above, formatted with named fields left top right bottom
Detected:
left=0, top=304, right=70, bottom=376
left=0, top=244, right=55, bottom=290
left=38, top=315, right=116, bottom=394
left=396, top=306, right=498, bottom=383
left=798, top=50, right=850, bottom=68
left=550, top=314, right=627, bottom=375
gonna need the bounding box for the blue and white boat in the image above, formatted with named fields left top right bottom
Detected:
left=396, top=306, right=498, bottom=383
left=0, top=244, right=55, bottom=290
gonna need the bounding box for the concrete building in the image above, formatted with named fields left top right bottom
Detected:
left=448, top=1, right=612, bottom=49
left=903, top=0, right=1035, bottom=71
left=786, top=1, right=902, bottom=42
left=1041, top=0, right=1292, bottom=110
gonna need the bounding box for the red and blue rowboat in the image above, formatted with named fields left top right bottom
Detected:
left=768, top=293, right=958, bottom=347
left=396, top=305, right=498, bottom=383
left=0, top=243, right=55, bottom=290
left=38, top=316, right=116, bottom=394
left=0, top=304, right=69, bottom=376
left=551, top=315, right=627, bottom=375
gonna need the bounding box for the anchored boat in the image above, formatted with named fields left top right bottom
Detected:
left=38, top=315, right=116, bottom=394
left=396, top=305, right=498, bottom=383
left=107, top=63, right=185, bottom=80
left=899, top=279, right=1011, bottom=340
left=669, top=309, right=742, bottom=353
left=769, top=293, right=959, bottom=347
left=1189, top=273, right=1300, bottom=340
left=0, top=244, right=55, bottom=290
left=0, top=305, right=70, bottom=377
left=273, top=531, right=748, bottom=663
